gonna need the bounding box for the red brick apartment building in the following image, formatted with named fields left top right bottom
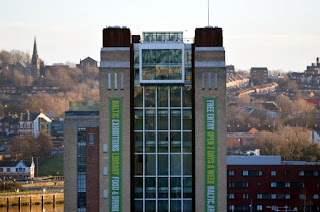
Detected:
left=227, top=156, right=320, bottom=212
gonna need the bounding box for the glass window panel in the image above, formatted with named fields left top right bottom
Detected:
left=134, top=110, right=143, bottom=130
left=169, top=49, right=182, bottom=64
left=146, top=154, right=156, bottom=175
left=134, top=50, right=140, bottom=66
left=183, top=177, right=192, bottom=198
left=183, top=110, right=192, bottom=130
left=135, top=200, right=143, bottom=212
left=134, top=177, right=143, bottom=198
left=183, top=86, right=192, bottom=107
left=170, top=177, right=181, bottom=198
left=158, top=154, right=168, bottom=175
left=158, top=110, right=168, bottom=130
left=171, top=132, right=181, bottom=152
left=145, top=178, right=156, bottom=198
left=185, top=68, right=192, bottom=85
left=145, top=87, right=156, bottom=107
left=183, top=132, right=192, bottom=152
left=184, top=50, right=192, bottom=66
left=170, top=87, right=181, bottom=107
left=171, top=155, right=181, bottom=175
left=170, top=110, right=181, bottom=130
left=145, top=200, right=156, bottom=212
left=183, top=200, right=192, bottom=212
left=183, top=154, right=192, bottom=175
left=134, top=132, right=143, bottom=153
left=158, top=177, right=168, bottom=198
left=134, top=69, right=140, bottom=86
left=169, top=66, right=182, bottom=80
left=145, top=132, right=156, bottom=153
left=142, top=49, right=156, bottom=65
left=158, top=200, right=168, bottom=212
left=156, top=66, right=169, bottom=80
left=171, top=200, right=181, bottom=212
left=142, top=67, right=156, bottom=80
left=145, top=109, right=155, bottom=130
left=156, top=49, right=169, bottom=64
left=135, top=155, right=143, bottom=175
left=158, top=132, right=168, bottom=153
left=157, top=86, right=168, bottom=107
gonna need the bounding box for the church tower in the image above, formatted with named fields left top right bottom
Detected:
left=31, top=37, right=40, bottom=78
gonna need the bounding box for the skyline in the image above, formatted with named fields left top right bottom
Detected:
left=1, top=0, right=319, bottom=72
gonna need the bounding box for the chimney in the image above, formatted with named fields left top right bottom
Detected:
left=20, top=113, right=23, bottom=121
left=317, top=57, right=319, bottom=64
left=27, top=110, right=30, bottom=121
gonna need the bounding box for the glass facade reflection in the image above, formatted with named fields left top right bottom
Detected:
left=141, top=49, right=183, bottom=81
left=133, top=33, right=193, bottom=211
left=134, top=83, right=192, bottom=211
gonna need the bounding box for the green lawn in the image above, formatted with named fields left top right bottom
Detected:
left=38, top=155, right=63, bottom=177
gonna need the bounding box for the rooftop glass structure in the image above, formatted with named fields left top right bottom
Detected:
left=143, top=32, right=183, bottom=42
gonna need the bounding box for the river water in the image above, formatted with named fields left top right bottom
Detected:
left=0, top=204, right=63, bottom=212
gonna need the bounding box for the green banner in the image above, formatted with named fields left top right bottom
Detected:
left=204, top=98, right=218, bottom=212
left=109, top=98, right=122, bottom=212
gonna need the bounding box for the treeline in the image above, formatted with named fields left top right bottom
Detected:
left=227, top=95, right=318, bottom=131
left=253, top=126, right=320, bottom=162
left=9, top=132, right=53, bottom=162
left=0, top=49, right=99, bottom=117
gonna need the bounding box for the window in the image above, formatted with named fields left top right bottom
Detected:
left=228, top=182, right=248, bottom=188
left=228, top=193, right=235, bottom=199
left=314, top=194, right=319, bottom=199
left=257, top=194, right=262, bottom=199
left=243, top=193, right=249, bottom=199
left=285, top=170, right=290, bottom=176
left=315, top=182, right=319, bottom=188
left=271, top=171, right=276, bottom=176
left=257, top=205, right=262, bottom=211
left=243, top=170, right=262, bottom=177
left=299, top=194, right=306, bottom=200
left=228, top=170, right=235, bottom=176
left=271, top=182, right=276, bottom=188
left=0, top=168, right=3, bottom=172
left=88, top=133, right=95, bottom=146
left=299, top=171, right=304, bottom=176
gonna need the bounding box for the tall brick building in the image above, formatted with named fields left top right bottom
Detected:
left=64, top=26, right=227, bottom=212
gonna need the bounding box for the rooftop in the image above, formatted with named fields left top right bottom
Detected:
left=227, top=156, right=320, bottom=166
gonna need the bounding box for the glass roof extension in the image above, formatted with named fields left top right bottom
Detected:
left=143, top=32, right=183, bottom=42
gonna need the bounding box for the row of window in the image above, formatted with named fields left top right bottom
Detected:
left=134, top=109, right=192, bottom=131
left=134, top=154, right=192, bottom=176
left=228, top=193, right=320, bottom=200
left=134, top=132, right=192, bottom=153
left=134, top=177, right=192, bottom=199
left=228, top=170, right=319, bottom=177
left=0, top=168, right=27, bottom=173
left=134, top=199, right=192, bottom=212
left=229, top=181, right=320, bottom=188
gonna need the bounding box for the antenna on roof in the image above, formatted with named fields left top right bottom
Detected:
left=208, top=0, right=210, bottom=26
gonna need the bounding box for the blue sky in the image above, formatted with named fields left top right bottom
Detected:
left=0, top=0, right=319, bottom=71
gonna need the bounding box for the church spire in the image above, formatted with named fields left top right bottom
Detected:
left=32, top=37, right=38, bottom=61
